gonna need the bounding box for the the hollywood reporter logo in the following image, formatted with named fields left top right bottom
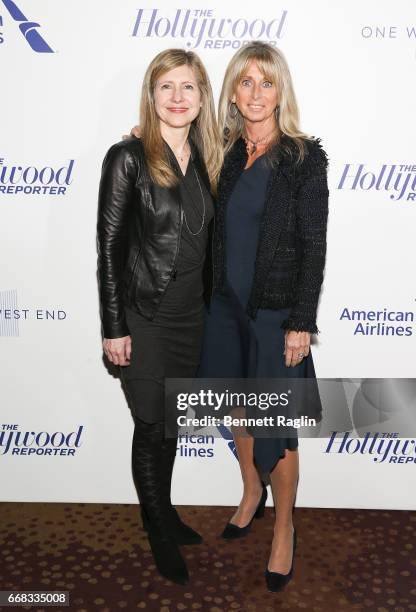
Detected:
left=0, top=157, right=74, bottom=195
left=0, top=424, right=84, bottom=456
left=325, top=431, right=416, bottom=464
left=338, top=163, right=416, bottom=202
left=132, top=8, right=287, bottom=49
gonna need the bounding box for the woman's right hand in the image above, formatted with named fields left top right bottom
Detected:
left=122, top=125, right=141, bottom=141
left=103, top=336, right=132, bottom=366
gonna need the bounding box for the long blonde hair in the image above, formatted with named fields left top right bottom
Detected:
left=218, top=42, right=310, bottom=160
left=140, top=48, right=223, bottom=192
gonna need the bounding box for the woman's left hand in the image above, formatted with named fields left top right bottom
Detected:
left=284, top=330, right=311, bottom=367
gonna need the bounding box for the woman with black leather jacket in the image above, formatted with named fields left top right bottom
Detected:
left=96, top=48, right=222, bottom=585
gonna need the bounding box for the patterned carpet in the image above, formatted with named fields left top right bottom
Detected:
left=0, top=502, right=415, bottom=611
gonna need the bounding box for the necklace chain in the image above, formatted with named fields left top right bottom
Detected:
left=182, top=163, right=206, bottom=236
left=168, top=140, right=206, bottom=236
left=173, top=142, right=190, bottom=163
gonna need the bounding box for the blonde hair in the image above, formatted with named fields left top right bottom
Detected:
left=140, top=48, right=223, bottom=192
left=218, top=41, right=310, bottom=160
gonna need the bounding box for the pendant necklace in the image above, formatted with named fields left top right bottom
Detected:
left=244, top=128, right=277, bottom=155
left=174, top=142, right=190, bottom=163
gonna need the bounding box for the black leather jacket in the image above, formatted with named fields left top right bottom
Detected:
left=97, top=137, right=213, bottom=339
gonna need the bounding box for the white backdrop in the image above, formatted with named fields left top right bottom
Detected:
left=1, top=0, right=415, bottom=509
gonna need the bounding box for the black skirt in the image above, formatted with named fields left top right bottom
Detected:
left=121, top=299, right=204, bottom=423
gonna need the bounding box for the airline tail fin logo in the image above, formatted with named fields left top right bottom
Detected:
left=216, top=423, right=238, bottom=458
left=2, top=0, right=53, bottom=52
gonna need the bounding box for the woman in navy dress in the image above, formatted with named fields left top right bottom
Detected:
left=199, top=42, right=329, bottom=591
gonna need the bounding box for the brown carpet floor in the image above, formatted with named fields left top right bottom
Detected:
left=0, top=503, right=415, bottom=612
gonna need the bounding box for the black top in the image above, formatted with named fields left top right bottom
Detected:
left=156, top=146, right=214, bottom=319
left=176, top=154, right=213, bottom=274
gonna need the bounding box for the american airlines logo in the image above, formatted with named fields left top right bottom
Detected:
left=1, top=0, right=53, bottom=53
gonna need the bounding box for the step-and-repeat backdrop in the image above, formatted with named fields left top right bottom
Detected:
left=1, top=0, right=415, bottom=509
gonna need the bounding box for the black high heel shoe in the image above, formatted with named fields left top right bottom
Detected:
left=221, top=483, right=267, bottom=539
left=265, top=528, right=297, bottom=592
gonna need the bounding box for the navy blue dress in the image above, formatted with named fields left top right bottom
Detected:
left=199, top=154, right=317, bottom=475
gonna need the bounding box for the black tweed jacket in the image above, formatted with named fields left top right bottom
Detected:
left=213, top=135, right=329, bottom=333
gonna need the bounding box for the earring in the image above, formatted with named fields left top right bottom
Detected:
left=275, top=105, right=280, bottom=118
left=228, top=101, right=238, bottom=119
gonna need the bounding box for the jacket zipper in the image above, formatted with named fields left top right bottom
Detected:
left=131, top=185, right=149, bottom=300
left=172, top=205, right=183, bottom=280
left=128, top=247, right=142, bottom=289
left=157, top=204, right=183, bottom=305
left=210, top=210, right=216, bottom=300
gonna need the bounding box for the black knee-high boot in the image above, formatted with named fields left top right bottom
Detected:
left=139, top=431, right=203, bottom=545
left=131, top=418, right=189, bottom=584
left=159, top=435, right=203, bottom=545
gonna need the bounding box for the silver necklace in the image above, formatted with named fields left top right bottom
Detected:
left=182, top=164, right=206, bottom=236
left=173, top=142, right=190, bottom=163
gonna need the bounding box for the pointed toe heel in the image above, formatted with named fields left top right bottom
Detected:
left=221, top=521, right=251, bottom=539
left=265, top=528, right=297, bottom=593
left=221, top=483, right=267, bottom=540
